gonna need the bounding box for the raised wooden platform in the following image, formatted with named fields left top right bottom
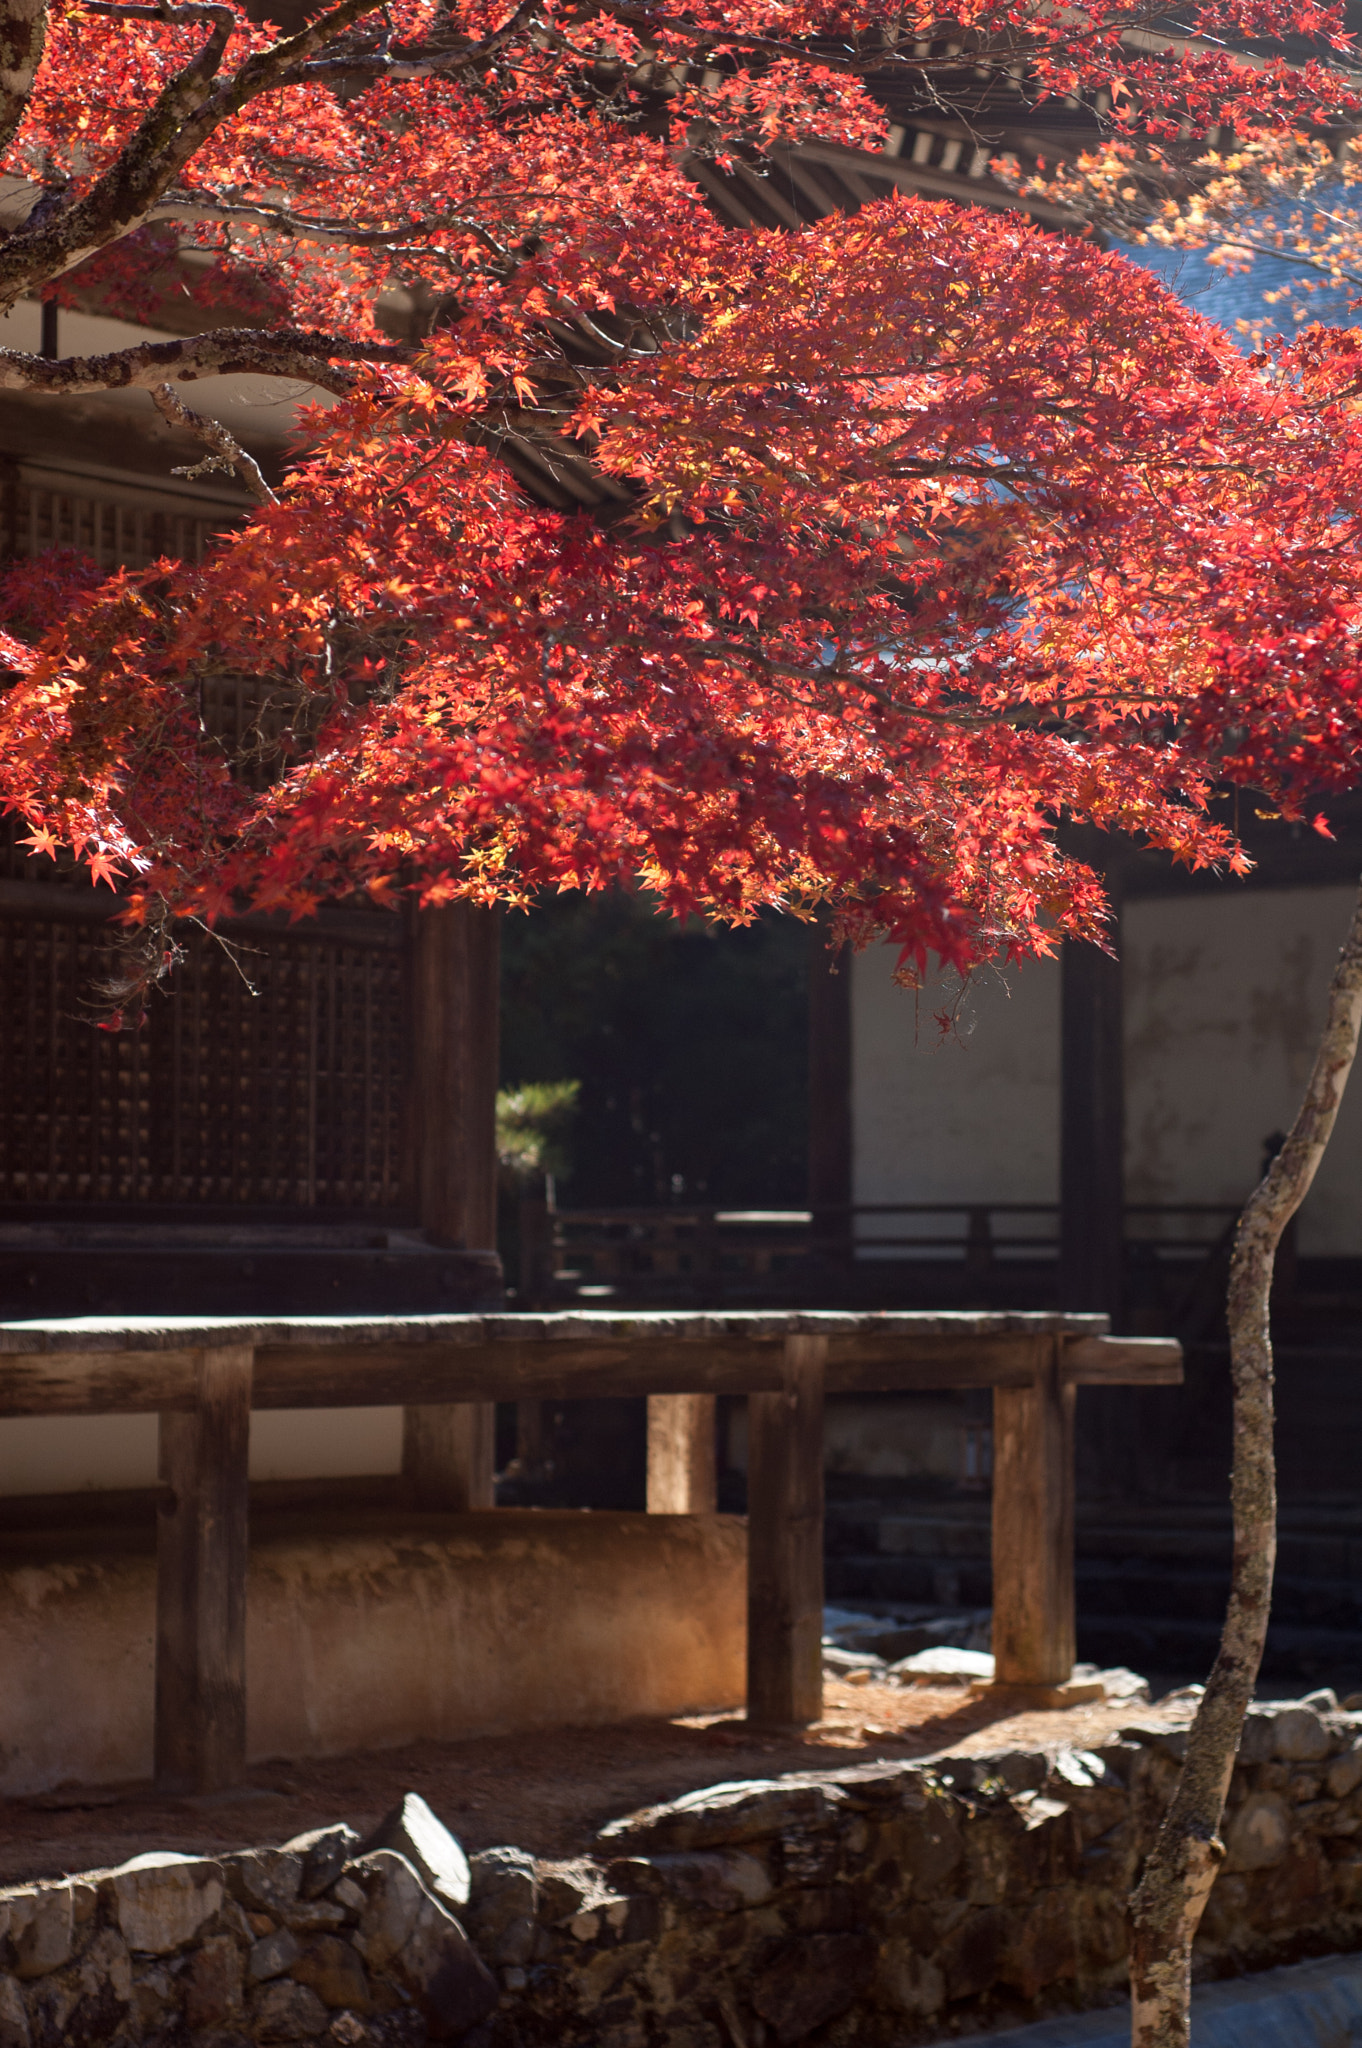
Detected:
left=0, top=1310, right=1181, bottom=1791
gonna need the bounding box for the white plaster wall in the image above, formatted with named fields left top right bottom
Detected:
left=851, top=885, right=1362, bottom=1257
left=0, top=1409, right=404, bottom=1496
left=1125, top=884, right=1362, bottom=1255
left=851, top=947, right=1060, bottom=1219
left=0, top=1510, right=747, bottom=1793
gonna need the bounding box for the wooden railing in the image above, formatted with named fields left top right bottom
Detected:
left=516, top=1198, right=1243, bottom=1317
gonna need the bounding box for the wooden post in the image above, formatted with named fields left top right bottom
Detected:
left=403, top=1402, right=496, bottom=1510
left=646, top=1394, right=717, bottom=1514
left=407, top=902, right=501, bottom=1508
left=1061, top=879, right=1140, bottom=1500
left=808, top=926, right=852, bottom=1274
left=746, top=1332, right=826, bottom=1726
left=155, top=1344, right=253, bottom=1795
left=990, top=1339, right=1076, bottom=1690
left=1060, top=905, right=1124, bottom=1322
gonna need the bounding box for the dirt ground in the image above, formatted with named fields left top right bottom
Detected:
left=0, top=1679, right=1175, bottom=1889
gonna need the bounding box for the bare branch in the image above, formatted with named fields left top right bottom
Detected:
left=151, top=192, right=512, bottom=262
left=0, top=324, right=412, bottom=397
left=84, top=2, right=235, bottom=22
left=149, top=380, right=276, bottom=502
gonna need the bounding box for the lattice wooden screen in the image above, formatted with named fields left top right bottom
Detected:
left=3, top=465, right=237, bottom=570
left=0, top=472, right=411, bottom=1214
left=0, top=905, right=409, bottom=1211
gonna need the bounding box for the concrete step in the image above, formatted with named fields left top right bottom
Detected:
left=958, top=1950, right=1362, bottom=2048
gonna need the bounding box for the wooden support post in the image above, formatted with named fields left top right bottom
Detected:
left=808, top=926, right=852, bottom=1272
left=407, top=902, right=501, bottom=1508
left=1060, top=907, right=1125, bottom=1322
left=1062, top=877, right=1140, bottom=1500
left=155, top=1344, right=253, bottom=1795
left=990, top=1340, right=1077, bottom=1692
left=746, top=1333, right=826, bottom=1726
left=646, top=1394, right=717, bottom=1514
left=404, top=1402, right=496, bottom=1510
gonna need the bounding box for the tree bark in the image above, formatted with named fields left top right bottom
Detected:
left=1129, top=874, right=1362, bottom=2048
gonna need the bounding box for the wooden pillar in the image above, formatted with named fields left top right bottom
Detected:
left=1061, top=881, right=1140, bottom=1498
left=155, top=1344, right=253, bottom=1795
left=646, top=1394, right=717, bottom=1514
left=746, top=1333, right=826, bottom=1726
left=1060, top=902, right=1124, bottom=1322
left=808, top=927, right=852, bottom=1272
left=990, top=1340, right=1076, bottom=1689
left=407, top=902, right=501, bottom=1508
left=403, top=1403, right=496, bottom=1510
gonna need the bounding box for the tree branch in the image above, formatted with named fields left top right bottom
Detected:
left=0, top=0, right=388, bottom=311
left=1129, top=876, right=1362, bottom=2047
left=149, top=380, right=276, bottom=502
left=0, top=0, right=49, bottom=164
left=150, top=192, right=512, bottom=262
left=0, top=325, right=411, bottom=397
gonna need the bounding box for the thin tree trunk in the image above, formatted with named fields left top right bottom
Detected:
left=1129, top=875, right=1362, bottom=2048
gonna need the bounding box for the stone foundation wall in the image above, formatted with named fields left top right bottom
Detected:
left=0, top=1511, right=745, bottom=1795
left=6, top=1693, right=1362, bottom=2047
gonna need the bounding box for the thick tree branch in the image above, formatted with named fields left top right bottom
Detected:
left=149, top=380, right=276, bottom=502
left=0, top=0, right=388, bottom=311
left=0, top=325, right=410, bottom=397
left=0, top=0, right=49, bottom=163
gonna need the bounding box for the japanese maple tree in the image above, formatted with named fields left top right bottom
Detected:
left=5, top=0, right=1362, bottom=2037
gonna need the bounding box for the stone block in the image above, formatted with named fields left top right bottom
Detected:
left=1272, top=1708, right=1331, bottom=1763
left=350, top=1851, right=498, bottom=2040
left=750, top=1933, right=876, bottom=2044
left=284, top=1830, right=363, bottom=1903
left=252, top=1977, right=330, bottom=2040
left=599, top=1780, right=849, bottom=1855
left=250, top=1929, right=303, bottom=1983
left=227, top=1851, right=305, bottom=1918
left=609, top=1852, right=772, bottom=1913
left=465, top=1849, right=538, bottom=1964
left=362, top=1796, right=470, bottom=1912
left=290, top=1936, right=372, bottom=2014
left=1327, top=1749, right=1362, bottom=1800
left=105, top=1852, right=224, bottom=1956
left=3, top=1885, right=73, bottom=1979
left=0, top=1978, right=28, bottom=2048
left=1226, top=1793, right=1292, bottom=1872
left=186, top=1935, right=246, bottom=2029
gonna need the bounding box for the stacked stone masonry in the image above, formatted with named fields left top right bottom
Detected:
left=7, top=1696, right=1362, bottom=2048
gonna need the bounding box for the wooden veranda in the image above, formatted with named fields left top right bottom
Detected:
left=0, top=1307, right=1180, bottom=1792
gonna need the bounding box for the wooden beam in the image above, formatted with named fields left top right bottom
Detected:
left=1062, top=1335, right=1183, bottom=1384
left=154, top=1345, right=253, bottom=1795
left=990, top=1339, right=1076, bottom=1689
left=409, top=901, right=502, bottom=1508
left=403, top=1402, right=496, bottom=1510
left=746, top=1332, right=826, bottom=1727
left=0, top=1322, right=1179, bottom=1416
left=248, top=1334, right=1043, bottom=1408
left=646, top=1394, right=717, bottom=1513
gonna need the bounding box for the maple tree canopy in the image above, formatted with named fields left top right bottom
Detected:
left=2, top=0, right=1362, bottom=976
